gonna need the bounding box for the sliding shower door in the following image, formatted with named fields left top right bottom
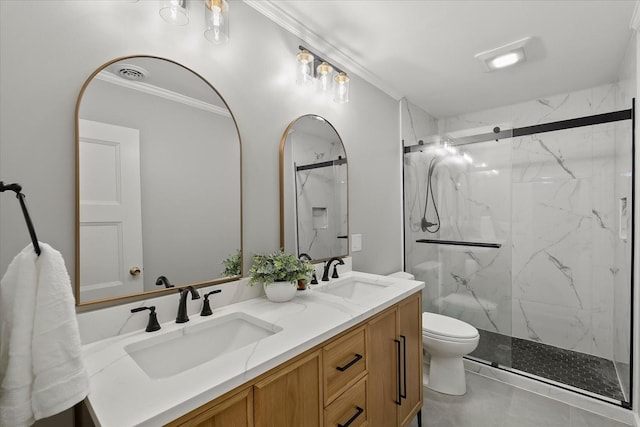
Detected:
left=403, top=103, right=634, bottom=406
left=404, top=134, right=514, bottom=367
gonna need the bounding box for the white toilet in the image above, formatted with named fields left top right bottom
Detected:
left=422, top=312, right=479, bottom=395
left=386, top=271, right=480, bottom=396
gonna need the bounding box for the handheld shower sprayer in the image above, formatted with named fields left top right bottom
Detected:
left=420, top=151, right=446, bottom=233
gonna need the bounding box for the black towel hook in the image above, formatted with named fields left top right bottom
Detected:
left=0, top=181, right=41, bottom=256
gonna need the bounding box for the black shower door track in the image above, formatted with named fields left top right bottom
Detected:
left=403, top=108, right=632, bottom=152
left=402, top=101, right=636, bottom=408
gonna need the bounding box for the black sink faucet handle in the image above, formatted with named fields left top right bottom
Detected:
left=130, top=306, right=161, bottom=332
left=201, top=289, right=222, bottom=316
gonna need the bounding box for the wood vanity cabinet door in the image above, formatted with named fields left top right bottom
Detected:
left=397, top=293, right=423, bottom=427
left=253, top=350, right=322, bottom=427
left=367, top=309, right=398, bottom=427
left=173, top=387, right=253, bottom=427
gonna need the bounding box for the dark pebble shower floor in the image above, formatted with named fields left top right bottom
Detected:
left=469, top=329, right=626, bottom=403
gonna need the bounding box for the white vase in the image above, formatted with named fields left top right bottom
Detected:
left=264, top=281, right=297, bottom=302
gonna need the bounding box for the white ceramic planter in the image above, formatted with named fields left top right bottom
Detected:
left=263, top=281, right=297, bottom=302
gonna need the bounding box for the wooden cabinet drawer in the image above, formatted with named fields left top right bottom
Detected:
left=323, top=327, right=367, bottom=405
left=324, top=376, right=368, bottom=427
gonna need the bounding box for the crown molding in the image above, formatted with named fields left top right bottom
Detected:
left=95, top=71, right=231, bottom=117
left=242, top=0, right=404, bottom=101
left=632, top=0, right=640, bottom=30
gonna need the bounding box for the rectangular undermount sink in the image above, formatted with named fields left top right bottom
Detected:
left=315, top=276, right=393, bottom=300
left=125, top=312, right=281, bottom=379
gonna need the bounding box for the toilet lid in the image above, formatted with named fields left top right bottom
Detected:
left=422, top=312, right=478, bottom=339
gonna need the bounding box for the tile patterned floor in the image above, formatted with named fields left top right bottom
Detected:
left=407, top=372, right=632, bottom=427
left=469, top=329, right=626, bottom=403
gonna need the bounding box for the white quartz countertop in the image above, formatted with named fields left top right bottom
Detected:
left=83, top=271, right=424, bottom=427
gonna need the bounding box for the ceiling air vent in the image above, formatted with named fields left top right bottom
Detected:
left=116, top=64, right=149, bottom=81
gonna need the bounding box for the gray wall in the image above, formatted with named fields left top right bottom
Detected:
left=0, top=2, right=402, bottom=425
left=0, top=0, right=402, bottom=277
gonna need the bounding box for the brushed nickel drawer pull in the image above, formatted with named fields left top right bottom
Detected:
left=336, top=353, right=363, bottom=372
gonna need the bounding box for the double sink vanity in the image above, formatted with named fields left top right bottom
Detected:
left=82, top=271, right=424, bottom=427
left=75, top=55, right=423, bottom=426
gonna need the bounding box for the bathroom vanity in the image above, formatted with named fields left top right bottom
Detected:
left=81, top=272, right=424, bottom=427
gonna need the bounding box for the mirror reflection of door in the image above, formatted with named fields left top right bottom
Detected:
left=280, top=115, right=348, bottom=262
left=79, top=119, right=144, bottom=301
left=76, top=56, right=242, bottom=306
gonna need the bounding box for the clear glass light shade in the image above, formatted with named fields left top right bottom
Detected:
left=159, top=0, right=189, bottom=25
left=333, top=72, right=350, bottom=104
left=296, top=50, right=315, bottom=86
left=316, top=62, right=334, bottom=94
left=204, top=0, right=229, bottom=44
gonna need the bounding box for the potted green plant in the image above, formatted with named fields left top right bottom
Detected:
left=248, top=250, right=315, bottom=302
left=221, top=249, right=242, bottom=277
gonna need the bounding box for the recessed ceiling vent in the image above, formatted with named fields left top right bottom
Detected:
left=115, top=64, right=149, bottom=81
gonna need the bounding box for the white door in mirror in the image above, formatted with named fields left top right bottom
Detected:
left=79, top=119, right=144, bottom=301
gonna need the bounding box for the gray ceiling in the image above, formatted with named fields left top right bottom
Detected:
left=263, top=0, right=637, bottom=118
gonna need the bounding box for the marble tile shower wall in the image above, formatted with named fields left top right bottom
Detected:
left=405, top=83, right=628, bottom=360
left=404, top=140, right=513, bottom=336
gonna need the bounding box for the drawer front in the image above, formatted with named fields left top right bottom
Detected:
left=323, top=327, right=367, bottom=405
left=324, top=376, right=368, bottom=427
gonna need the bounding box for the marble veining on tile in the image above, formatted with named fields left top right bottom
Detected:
left=404, top=83, right=629, bottom=366
left=403, top=81, right=632, bottom=414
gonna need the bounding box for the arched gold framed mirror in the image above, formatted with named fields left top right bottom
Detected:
left=279, top=114, right=348, bottom=262
left=75, top=55, right=242, bottom=306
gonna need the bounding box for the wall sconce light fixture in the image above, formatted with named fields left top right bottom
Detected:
left=296, top=45, right=350, bottom=104
left=204, top=0, right=229, bottom=44
left=159, top=0, right=189, bottom=26
left=333, top=72, right=350, bottom=104
left=157, top=0, right=230, bottom=44
left=296, top=49, right=315, bottom=86
left=316, top=62, right=333, bottom=94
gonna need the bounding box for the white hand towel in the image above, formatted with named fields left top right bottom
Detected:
left=0, top=243, right=89, bottom=427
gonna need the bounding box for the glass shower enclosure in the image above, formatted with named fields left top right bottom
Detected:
left=404, top=104, right=634, bottom=407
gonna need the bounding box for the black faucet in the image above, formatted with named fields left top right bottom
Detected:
left=299, top=253, right=318, bottom=285
left=156, top=276, right=174, bottom=288
left=322, top=257, right=345, bottom=281
left=176, top=286, right=201, bottom=323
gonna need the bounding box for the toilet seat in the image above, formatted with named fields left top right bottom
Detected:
left=422, top=312, right=478, bottom=340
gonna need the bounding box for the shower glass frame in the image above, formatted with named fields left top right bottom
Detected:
left=403, top=103, right=635, bottom=408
